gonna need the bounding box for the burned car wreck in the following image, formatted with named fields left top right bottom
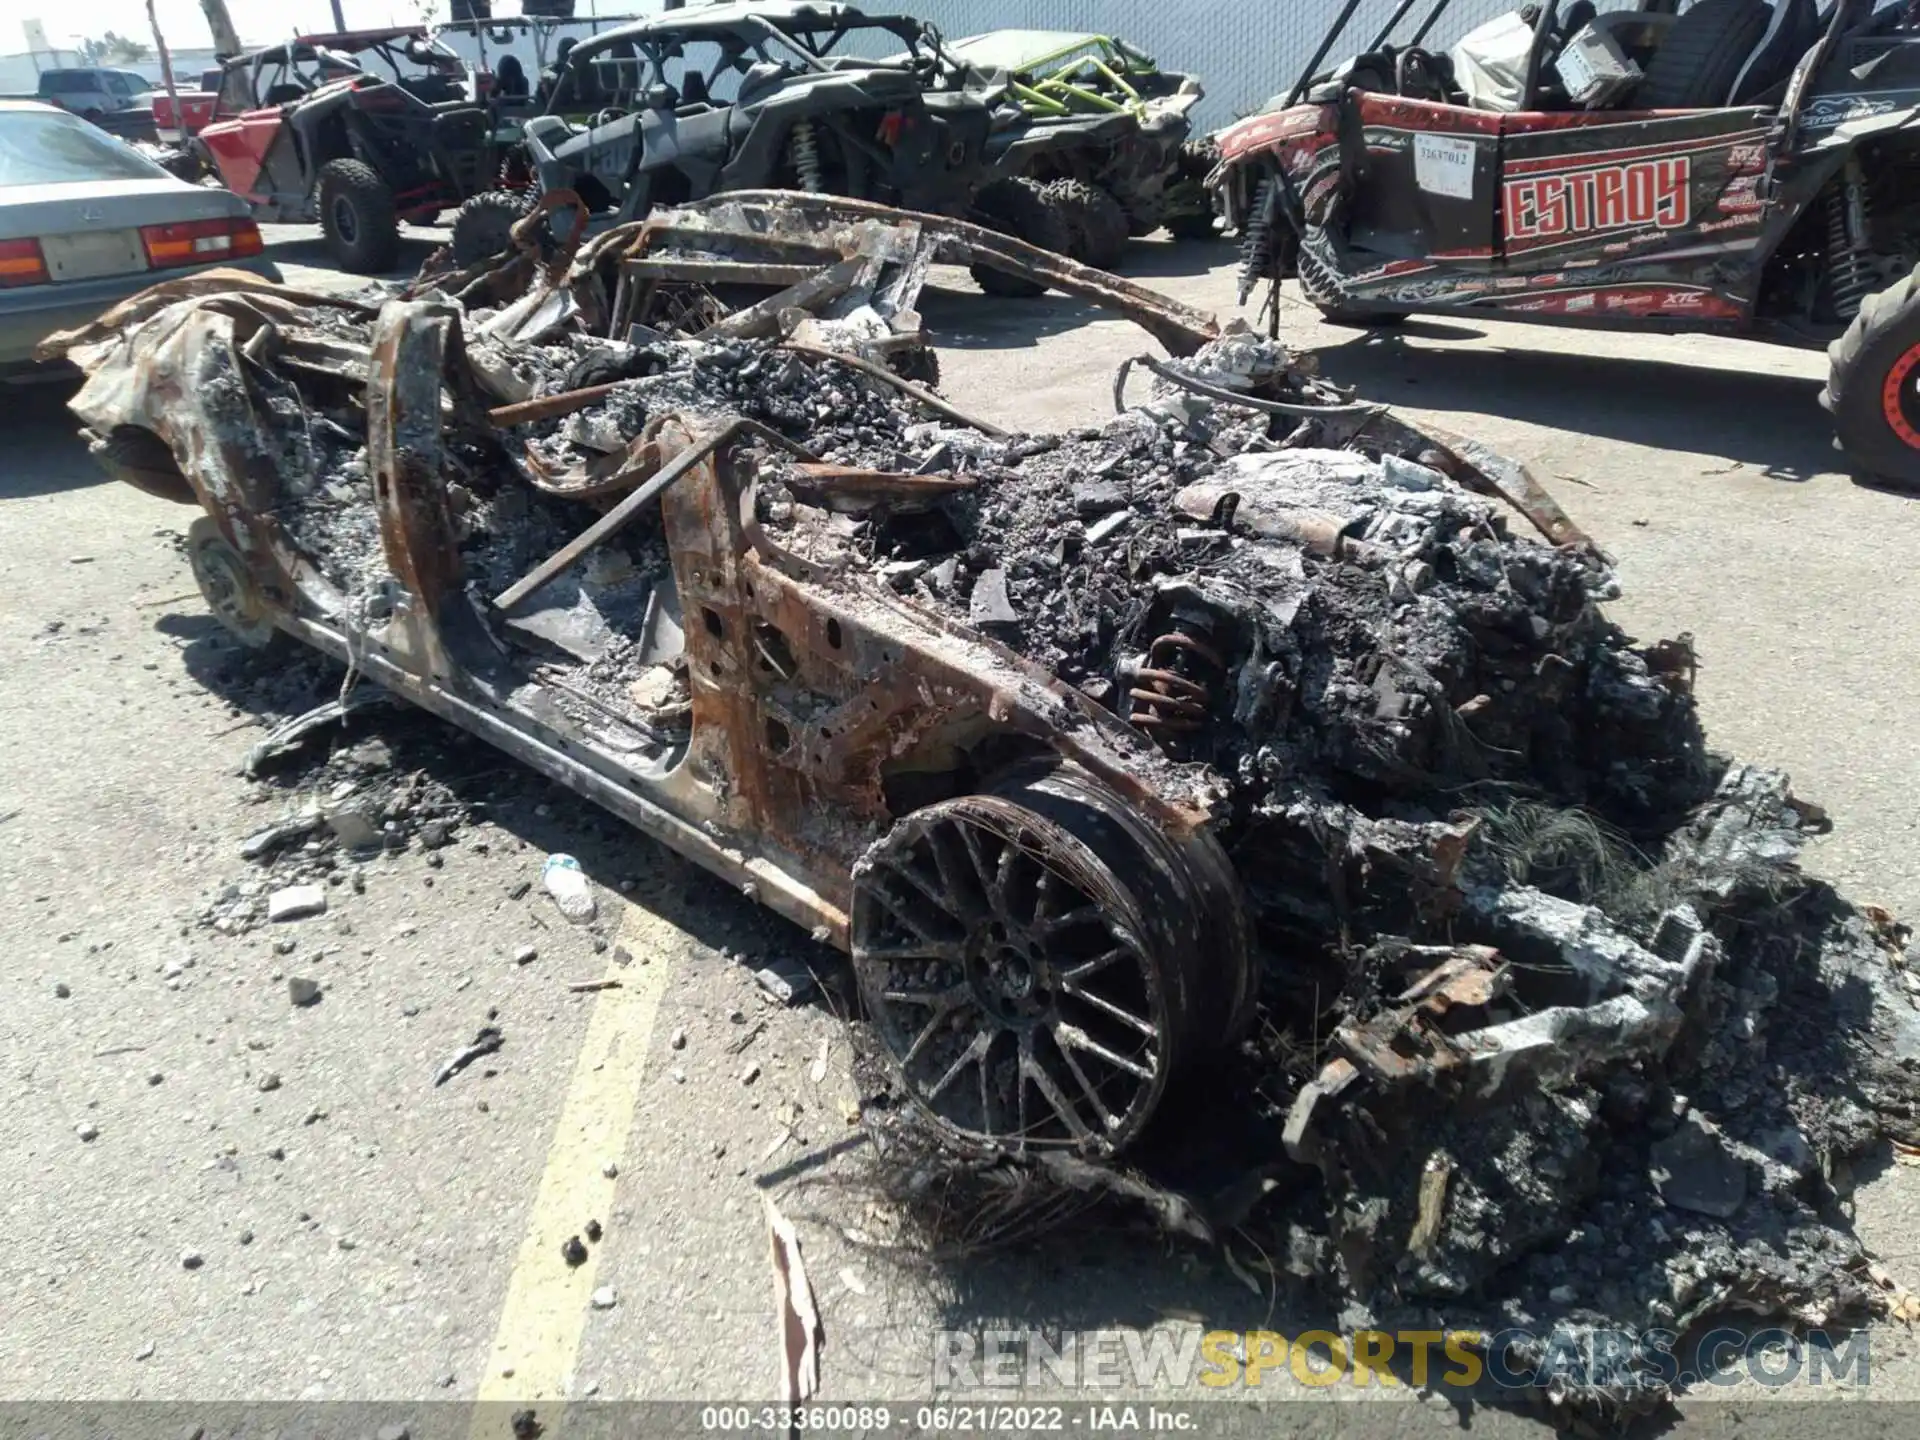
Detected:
left=44, top=193, right=1920, bottom=1420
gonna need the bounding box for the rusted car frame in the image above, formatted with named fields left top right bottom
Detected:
left=47, top=236, right=1605, bottom=1157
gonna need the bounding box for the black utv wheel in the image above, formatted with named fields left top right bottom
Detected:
left=969, top=177, right=1073, bottom=298
left=316, top=158, right=399, bottom=274
left=1823, top=265, right=1920, bottom=490
left=1044, top=179, right=1129, bottom=271
left=450, top=189, right=535, bottom=267
left=1162, top=138, right=1221, bottom=241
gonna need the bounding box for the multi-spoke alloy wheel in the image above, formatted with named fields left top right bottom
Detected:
left=851, top=764, right=1252, bottom=1155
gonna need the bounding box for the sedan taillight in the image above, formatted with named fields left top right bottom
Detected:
left=139, top=216, right=264, bottom=270
left=0, top=237, right=50, bottom=288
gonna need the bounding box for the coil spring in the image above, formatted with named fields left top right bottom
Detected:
left=1828, top=161, right=1877, bottom=322
left=1127, top=631, right=1226, bottom=737
left=788, top=120, right=824, bottom=192
left=1237, top=175, right=1276, bottom=306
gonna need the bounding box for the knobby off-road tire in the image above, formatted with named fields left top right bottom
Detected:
left=317, top=158, right=400, bottom=274
left=1162, top=138, right=1221, bottom=241
left=1044, top=178, right=1129, bottom=271
left=1823, top=264, right=1920, bottom=491
left=1637, top=0, right=1773, bottom=109
left=450, top=189, right=535, bottom=267
left=969, top=177, right=1073, bottom=298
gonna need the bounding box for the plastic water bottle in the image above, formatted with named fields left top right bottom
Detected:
left=543, top=853, right=596, bottom=924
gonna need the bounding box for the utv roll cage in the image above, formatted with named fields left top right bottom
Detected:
left=1286, top=1, right=1918, bottom=117
left=551, top=4, right=961, bottom=109
left=943, top=33, right=1170, bottom=118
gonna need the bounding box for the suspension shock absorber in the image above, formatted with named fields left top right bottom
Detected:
left=1122, top=604, right=1231, bottom=756
left=787, top=120, right=824, bottom=192
left=1827, top=154, right=1877, bottom=322
left=1237, top=174, right=1277, bottom=306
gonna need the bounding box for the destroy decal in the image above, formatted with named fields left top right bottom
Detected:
left=1504, top=157, right=1691, bottom=245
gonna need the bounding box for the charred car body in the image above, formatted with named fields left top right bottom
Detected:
left=1215, top=0, right=1920, bottom=487
left=40, top=189, right=1920, bottom=1419
left=197, top=27, right=496, bottom=273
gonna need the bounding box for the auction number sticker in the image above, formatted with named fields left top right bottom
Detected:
left=1414, top=132, right=1477, bottom=200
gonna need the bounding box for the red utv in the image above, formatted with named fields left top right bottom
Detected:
left=197, top=27, right=498, bottom=273
left=1214, top=0, right=1920, bottom=489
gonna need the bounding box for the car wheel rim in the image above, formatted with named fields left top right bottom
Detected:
left=331, top=195, right=358, bottom=245
left=852, top=794, right=1170, bottom=1154
left=190, top=528, right=276, bottom=648
left=1882, top=343, right=1920, bottom=450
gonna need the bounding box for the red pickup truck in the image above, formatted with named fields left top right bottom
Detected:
left=152, top=68, right=225, bottom=142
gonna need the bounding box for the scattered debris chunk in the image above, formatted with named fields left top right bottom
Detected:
left=434, top=1026, right=505, bottom=1086
left=244, top=690, right=393, bottom=776
left=542, top=855, right=596, bottom=924
left=1651, top=1112, right=1750, bottom=1220
left=560, top=1236, right=587, bottom=1268
left=286, top=977, right=322, bottom=1008
left=267, top=886, right=327, bottom=923
left=751, top=959, right=816, bottom=1006
left=967, top=568, right=1017, bottom=627
left=765, top=1193, right=823, bottom=1404
left=590, top=1286, right=617, bottom=1310
left=240, top=814, right=321, bottom=861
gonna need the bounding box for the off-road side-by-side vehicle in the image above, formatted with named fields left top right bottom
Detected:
left=940, top=29, right=1214, bottom=267
left=196, top=27, right=498, bottom=273
left=454, top=4, right=1002, bottom=264
left=1214, top=0, right=1920, bottom=487
left=453, top=4, right=1202, bottom=293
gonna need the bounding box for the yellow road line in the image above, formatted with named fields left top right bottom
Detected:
left=470, top=900, right=677, bottom=1437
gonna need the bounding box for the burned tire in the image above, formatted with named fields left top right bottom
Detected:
left=186, top=515, right=287, bottom=652
left=450, top=189, right=535, bottom=267
left=851, top=762, right=1252, bottom=1156
left=1637, top=0, right=1772, bottom=109
left=1823, top=265, right=1920, bottom=490
left=969, top=177, right=1072, bottom=298
left=317, top=158, right=399, bottom=274
left=1044, top=179, right=1129, bottom=271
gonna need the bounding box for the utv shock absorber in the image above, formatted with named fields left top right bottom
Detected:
left=787, top=120, right=824, bottom=192
left=1237, top=175, right=1277, bottom=306
left=1827, top=154, right=1878, bottom=322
